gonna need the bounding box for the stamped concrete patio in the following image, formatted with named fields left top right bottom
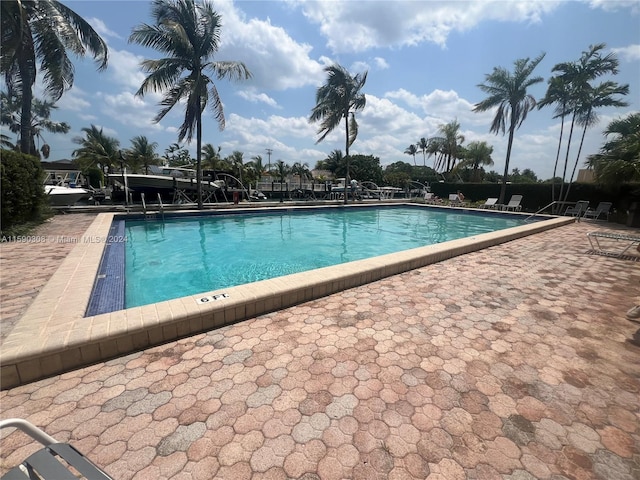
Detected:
left=1, top=214, right=639, bottom=479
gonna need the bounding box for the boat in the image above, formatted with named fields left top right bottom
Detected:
left=109, top=166, right=225, bottom=201
left=44, top=185, right=92, bottom=206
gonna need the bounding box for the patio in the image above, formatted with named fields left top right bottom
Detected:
left=1, top=214, right=639, bottom=479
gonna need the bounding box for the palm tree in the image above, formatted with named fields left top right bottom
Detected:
left=271, top=160, right=290, bottom=202
left=320, top=149, right=346, bottom=176
left=309, top=64, right=367, bottom=205
left=127, top=136, right=159, bottom=174
left=473, top=53, right=545, bottom=204
left=546, top=44, right=624, bottom=205
left=439, top=120, right=465, bottom=172
left=201, top=143, right=223, bottom=170
left=130, top=0, right=251, bottom=209
left=228, top=150, right=245, bottom=185
left=455, top=141, right=494, bottom=182
left=72, top=124, right=120, bottom=173
left=587, top=112, right=640, bottom=185
left=563, top=80, right=628, bottom=201
left=538, top=76, right=573, bottom=209
left=1, top=0, right=108, bottom=155
left=291, top=162, right=312, bottom=189
left=417, top=137, right=429, bottom=166
left=404, top=144, right=418, bottom=165
left=1, top=91, right=70, bottom=158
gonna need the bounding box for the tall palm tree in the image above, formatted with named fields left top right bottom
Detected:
left=564, top=80, right=628, bottom=200
left=538, top=76, right=573, bottom=210
left=72, top=124, right=120, bottom=173
left=404, top=144, right=418, bottom=165
left=291, top=161, right=312, bottom=189
left=1, top=0, right=108, bottom=155
left=127, top=135, right=160, bottom=174
left=309, top=64, right=367, bottom=205
left=473, top=53, right=545, bottom=204
left=455, top=141, right=494, bottom=182
left=228, top=150, right=245, bottom=185
left=271, top=160, right=290, bottom=202
left=417, top=137, right=429, bottom=166
left=548, top=44, right=623, bottom=205
left=201, top=143, right=223, bottom=170
left=130, top=0, right=251, bottom=208
left=1, top=91, right=70, bottom=158
left=439, top=120, right=465, bottom=172
left=587, top=112, right=640, bottom=185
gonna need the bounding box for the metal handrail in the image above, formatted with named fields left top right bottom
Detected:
left=157, top=193, right=165, bottom=221
left=141, top=192, right=147, bottom=214
left=523, top=200, right=574, bottom=222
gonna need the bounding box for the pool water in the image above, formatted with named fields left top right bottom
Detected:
left=123, top=206, right=529, bottom=308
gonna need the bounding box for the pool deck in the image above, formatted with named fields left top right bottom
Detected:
left=1, top=211, right=640, bottom=479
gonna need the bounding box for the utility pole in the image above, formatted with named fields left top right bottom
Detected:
left=265, top=148, right=272, bottom=171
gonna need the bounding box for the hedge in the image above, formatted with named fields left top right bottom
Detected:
left=1, top=149, right=48, bottom=233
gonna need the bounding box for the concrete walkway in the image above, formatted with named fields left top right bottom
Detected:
left=1, top=215, right=639, bottom=479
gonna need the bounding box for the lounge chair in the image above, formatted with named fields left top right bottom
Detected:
left=564, top=200, right=590, bottom=217
left=448, top=193, right=465, bottom=206
left=0, top=418, right=113, bottom=480
left=583, top=201, right=612, bottom=221
left=501, top=195, right=523, bottom=212
left=587, top=231, right=640, bottom=258
left=480, top=198, right=499, bottom=209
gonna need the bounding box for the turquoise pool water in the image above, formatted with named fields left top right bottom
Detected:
left=123, top=206, right=530, bottom=308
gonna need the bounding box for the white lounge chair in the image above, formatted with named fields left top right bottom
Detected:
left=565, top=200, right=590, bottom=217
left=480, top=198, right=499, bottom=209
left=502, top=195, right=523, bottom=211
left=583, top=202, right=612, bottom=221
left=448, top=193, right=466, bottom=206
left=0, top=418, right=113, bottom=479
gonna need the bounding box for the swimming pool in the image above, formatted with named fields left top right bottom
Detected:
left=88, top=204, right=540, bottom=313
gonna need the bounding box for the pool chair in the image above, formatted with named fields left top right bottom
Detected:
left=0, top=418, right=113, bottom=480
left=564, top=200, right=590, bottom=217
left=502, top=195, right=523, bottom=211
left=448, top=193, right=465, bottom=206
left=583, top=201, right=612, bottom=221
left=480, top=198, right=499, bottom=209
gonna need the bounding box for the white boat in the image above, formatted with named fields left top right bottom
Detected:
left=112, top=167, right=224, bottom=197
left=44, top=185, right=91, bottom=206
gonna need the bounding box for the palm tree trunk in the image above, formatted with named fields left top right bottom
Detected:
left=19, top=58, right=34, bottom=155
left=344, top=113, right=349, bottom=205
left=196, top=101, right=203, bottom=210
left=499, top=120, right=517, bottom=205
left=550, top=113, right=565, bottom=213
left=558, top=111, right=576, bottom=210
left=563, top=112, right=591, bottom=204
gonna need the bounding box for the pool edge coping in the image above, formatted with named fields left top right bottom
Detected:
left=0, top=205, right=573, bottom=389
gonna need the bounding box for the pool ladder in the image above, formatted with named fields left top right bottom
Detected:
left=141, top=193, right=165, bottom=221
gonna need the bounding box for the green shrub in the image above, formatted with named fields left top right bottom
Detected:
left=1, top=149, right=49, bottom=235
left=86, top=166, right=104, bottom=188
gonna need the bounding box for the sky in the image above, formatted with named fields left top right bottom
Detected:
left=19, top=0, right=640, bottom=180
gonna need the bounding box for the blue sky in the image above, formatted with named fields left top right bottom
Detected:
left=23, top=0, right=640, bottom=180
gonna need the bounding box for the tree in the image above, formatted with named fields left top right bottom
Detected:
left=473, top=53, right=545, bottom=204
left=348, top=154, right=383, bottom=185
left=542, top=44, right=627, bottom=206
left=417, top=137, right=429, bottom=166
left=201, top=143, right=224, bottom=170
left=228, top=150, right=245, bottom=185
left=538, top=76, right=573, bottom=208
left=291, top=162, right=312, bottom=189
left=1, top=0, right=108, bottom=155
left=163, top=142, right=192, bottom=167
left=245, top=154, right=267, bottom=187
left=317, top=149, right=346, bottom=177
left=309, top=64, right=367, bottom=205
left=404, top=144, right=418, bottom=165
left=454, top=141, right=493, bottom=182
left=127, top=136, right=159, bottom=174
left=271, top=160, right=290, bottom=202
left=1, top=91, right=70, bottom=158
left=130, top=0, right=251, bottom=208
left=72, top=125, right=120, bottom=173
left=587, top=112, right=640, bottom=185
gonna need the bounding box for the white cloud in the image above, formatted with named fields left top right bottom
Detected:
left=611, top=44, right=640, bottom=62
left=210, top=0, right=327, bottom=90
left=87, top=17, right=122, bottom=40
left=374, top=57, right=390, bottom=70
left=588, top=0, right=640, bottom=13
left=294, top=1, right=562, bottom=53
left=236, top=90, right=280, bottom=108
